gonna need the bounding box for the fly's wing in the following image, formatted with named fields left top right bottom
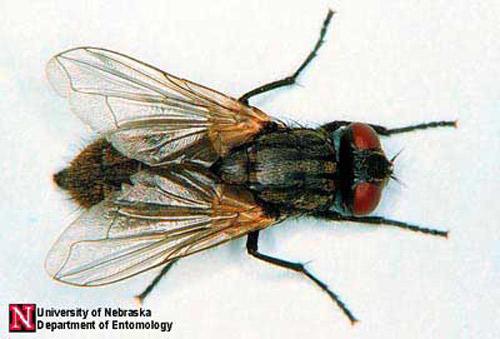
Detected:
left=46, top=47, right=276, bottom=166
left=45, top=166, right=276, bottom=286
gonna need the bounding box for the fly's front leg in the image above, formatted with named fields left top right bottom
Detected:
left=246, top=231, right=358, bottom=324
left=239, top=10, right=335, bottom=105
left=322, top=120, right=457, bottom=136
left=315, top=211, right=448, bottom=237
left=134, top=260, right=178, bottom=306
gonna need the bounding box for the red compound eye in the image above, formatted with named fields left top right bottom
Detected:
left=350, top=123, right=381, bottom=150
left=352, top=182, right=382, bottom=216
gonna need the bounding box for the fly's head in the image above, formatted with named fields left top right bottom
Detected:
left=331, top=123, right=394, bottom=216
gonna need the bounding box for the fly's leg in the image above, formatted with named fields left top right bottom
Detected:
left=134, top=260, right=178, bottom=306
left=315, top=211, right=448, bottom=237
left=246, top=231, right=357, bottom=324
left=238, top=10, right=335, bottom=105
left=322, top=120, right=457, bottom=136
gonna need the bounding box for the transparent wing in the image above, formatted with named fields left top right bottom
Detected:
left=46, top=47, right=275, bottom=166
left=46, top=167, right=276, bottom=286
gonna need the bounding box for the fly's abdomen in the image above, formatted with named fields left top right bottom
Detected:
left=53, top=139, right=143, bottom=208
left=213, top=129, right=337, bottom=211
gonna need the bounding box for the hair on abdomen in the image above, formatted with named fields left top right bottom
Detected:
left=53, top=138, right=144, bottom=209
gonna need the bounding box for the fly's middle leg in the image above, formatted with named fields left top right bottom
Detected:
left=322, top=120, right=457, bottom=136
left=246, top=230, right=358, bottom=324
left=239, top=10, right=334, bottom=104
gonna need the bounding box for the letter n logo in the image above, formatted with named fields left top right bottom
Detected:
left=9, top=304, right=37, bottom=332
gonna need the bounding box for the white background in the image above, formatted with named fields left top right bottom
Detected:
left=0, top=0, right=499, bottom=338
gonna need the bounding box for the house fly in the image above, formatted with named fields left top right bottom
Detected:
left=46, top=10, right=455, bottom=323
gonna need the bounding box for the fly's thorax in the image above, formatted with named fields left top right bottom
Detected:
left=212, top=128, right=338, bottom=211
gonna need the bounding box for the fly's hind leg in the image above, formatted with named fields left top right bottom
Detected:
left=238, top=10, right=335, bottom=104
left=246, top=231, right=358, bottom=324
left=134, top=260, right=178, bottom=306
left=322, top=120, right=457, bottom=136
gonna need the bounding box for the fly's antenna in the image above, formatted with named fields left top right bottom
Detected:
left=389, top=148, right=406, bottom=187
left=390, top=174, right=406, bottom=187
left=390, top=148, right=404, bottom=163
